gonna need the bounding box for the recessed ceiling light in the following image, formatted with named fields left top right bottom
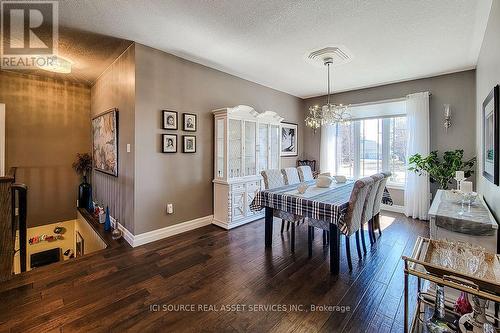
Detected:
left=37, top=55, right=73, bottom=74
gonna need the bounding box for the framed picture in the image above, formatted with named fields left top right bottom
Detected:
left=483, top=85, right=499, bottom=185
left=183, top=113, right=197, bottom=132
left=75, top=231, right=84, bottom=258
left=92, top=108, right=118, bottom=176
left=162, top=110, right=178, bottom=130
left=183, top=135, right=196, bottom=153
left=280, top=122, right=298, bottom=157
left=162, top=134, right=177, bottom=153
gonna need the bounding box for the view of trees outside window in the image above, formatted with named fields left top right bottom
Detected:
left=389, top=116, right=407, bottom=184
left=333, top=116, right=407, bottom=186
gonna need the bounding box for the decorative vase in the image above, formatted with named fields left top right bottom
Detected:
left=78, top=175, right=92, bottom=209
left=454, top=291, right=472, bottom=316
left=104, top=206, right=111, bottom=232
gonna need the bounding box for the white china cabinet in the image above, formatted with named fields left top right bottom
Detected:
left=212, top=105, right=283, bottom=229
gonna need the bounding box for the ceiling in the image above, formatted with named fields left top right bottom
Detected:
left=2, top=26, right=132, bottom=86
left=56, top=0, right=491, bottom=96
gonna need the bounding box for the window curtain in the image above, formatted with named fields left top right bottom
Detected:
left=404, top=92, right=430, bottom=220
left=320, top=124, right=337, bottom=174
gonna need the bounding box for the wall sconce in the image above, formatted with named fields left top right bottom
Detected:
left=443, top=104, right=451, bottom=132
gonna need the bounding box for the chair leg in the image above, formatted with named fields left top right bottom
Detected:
left=376, top=213, right=382, bottom=237
left=322, top=230, right=327, bottom=246
left=308, top=226, right=313, bottom=258
left=280, top=219, right=285, bottom=233
left=345, top=236, right=353, bottom=271
left=368, top=218, right=376, bottom=244
left=291, top=222, right=295, bottom=253
left=287, top=220, right=290, bottom=231
left=312, top=228, right=315, bottom=240
left=360, top=224, right=367, bottom=253
left=355, top=231, right=362, bottom=259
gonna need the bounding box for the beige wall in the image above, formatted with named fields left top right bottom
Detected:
left=133, top=43, right=304, bottom=234
left=0, top=71, right=90, bottom=227
left=303, top=70, right=476, bottom=206
left=90, top=45, right=136, bottom=233
left=476, top=0, right=500, bottom=220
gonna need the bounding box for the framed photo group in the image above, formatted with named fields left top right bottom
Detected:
left=161, top=110, right=197, bottom=153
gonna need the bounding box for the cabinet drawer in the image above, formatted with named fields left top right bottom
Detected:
left=231, top=183, right=245, bottom=192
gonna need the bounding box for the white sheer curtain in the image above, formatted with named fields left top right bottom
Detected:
left=320, top=124, right=337, bottom=174
left=404, top=92, right=430, bottom=220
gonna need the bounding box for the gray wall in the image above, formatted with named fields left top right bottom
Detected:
left=303, top=70, right=476, bottom=206
left=90, top=45, right=136, bottom=233
left=134, top=43, right=304, bottom=234
left=476, top=0, right=500, bottom=220
left=0, top=71, right=90, bottom=227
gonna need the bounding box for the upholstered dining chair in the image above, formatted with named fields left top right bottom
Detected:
left=307, top=177, right=374, bottom=271
left=297, top=165, right=314, bottom=182
left=364, top=173, right=385, bottom=247
left=282, top=167, right=301, bottom=185
left=261, top=169, right=303, bottom=251
left=297, top=160, right=319, bottom=178
left=371, top=171, right=392, bottom=238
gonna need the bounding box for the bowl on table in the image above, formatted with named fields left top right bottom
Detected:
left=316, top=175, right=333, bottom=188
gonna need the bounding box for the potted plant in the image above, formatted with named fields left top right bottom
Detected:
left=72, top=153, right=93, bottom=210
left=408, top=149, right=476, bottom=190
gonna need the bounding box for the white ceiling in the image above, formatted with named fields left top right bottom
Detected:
left=59, top=0, right=492, bottom=98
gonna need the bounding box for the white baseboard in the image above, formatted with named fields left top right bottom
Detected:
left=212, top=213, right=264, bottom=230
left=381, top=204, right=405, bottom=214
left=124, top=215, right=213, bottom=247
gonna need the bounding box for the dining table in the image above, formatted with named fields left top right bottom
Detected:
left=250, top=179, right=393, bottom=275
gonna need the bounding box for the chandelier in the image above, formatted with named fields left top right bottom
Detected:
left=305, top=57, right=350, bottom=130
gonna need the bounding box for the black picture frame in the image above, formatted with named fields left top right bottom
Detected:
left=92, top=108, right=119, bottom=177
left=483, top=85, right=499, bottom=185
left=280, top=122, right=298, bottom=157
left=162, top=134, right=177, bottom=153
left=183, top=135, right=196, bottom=153
left=162, top=110, right=178, bottom=130
left=183, top=113, right=197, bottom=132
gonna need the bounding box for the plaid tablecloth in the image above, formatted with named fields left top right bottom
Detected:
left=250, top=180, right=393, bottom=236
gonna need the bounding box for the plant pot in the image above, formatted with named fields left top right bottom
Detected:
left=78, top=176, right=92, bottom=210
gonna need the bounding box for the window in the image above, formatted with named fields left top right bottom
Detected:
left=330, top=113, right=407, bottom=186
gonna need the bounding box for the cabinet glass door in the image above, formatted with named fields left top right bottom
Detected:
left=269, top=124, right=280, bottom=169
left=228, top=119, right=242, bottom=178
left=216, top=118, right=225, bottom=179
left=244, top=121, right=256, bottom=176
left=258, top=124, right=269, bottom=172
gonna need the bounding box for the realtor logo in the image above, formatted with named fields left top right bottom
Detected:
left=1, top=0, right=58, bottom=69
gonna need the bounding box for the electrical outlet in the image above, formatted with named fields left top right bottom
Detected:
left=127, top=144, right=131, bottom=153
left=167, top=203, right=174, bottom=214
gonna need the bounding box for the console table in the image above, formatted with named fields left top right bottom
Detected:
left=429, top=190, right=498, bottom=253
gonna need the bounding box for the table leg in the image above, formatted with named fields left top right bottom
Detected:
left=329, top=223, right=340, bottom=275
left=265, top=207, right=273, bottom=248
left=308, top=226, right=313, bottom=258
left=291, top=221, right=295, bottom=253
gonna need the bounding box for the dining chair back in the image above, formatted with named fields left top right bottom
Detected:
left=282, top=167, right=301, bottom=185
left=373, top=172, right=392, bottom=217
left=344, top=177, right=375, bottom=236
left=261, top=169, right=285, bottom=189
left=297, top=166, right=314, bottom=182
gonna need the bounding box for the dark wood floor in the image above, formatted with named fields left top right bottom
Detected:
left=0, top=212, right=428, bottom=333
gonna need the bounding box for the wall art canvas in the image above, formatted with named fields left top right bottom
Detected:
left=281, top=122, right=298, bottom=157
left=92, top=108, right=118, bottom=176
left=162, top=110, right=178, bottom=130
left=483, top=85, right=499, bottom=185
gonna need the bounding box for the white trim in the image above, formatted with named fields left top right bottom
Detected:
left=381, top=204, right=405, bottom=214
left=124, top=215, right=213, bottom=247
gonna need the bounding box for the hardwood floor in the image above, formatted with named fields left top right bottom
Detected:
left=0, top=212, right=428, bottom=333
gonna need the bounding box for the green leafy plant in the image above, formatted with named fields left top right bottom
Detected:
left=72, top=153, right=92, bottom=180
left=408, top=150, right=476, bottom=189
